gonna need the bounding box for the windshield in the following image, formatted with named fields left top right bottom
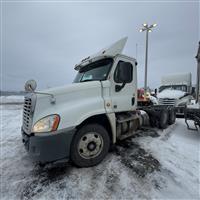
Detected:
left=159, top=85, right=187, bottom=93
left=73, top=58, right=113, bottom=83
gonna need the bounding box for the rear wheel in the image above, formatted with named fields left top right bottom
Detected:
left=168, top=109, right=176, bottom=125
left=70, top=124, right=110, bottom=167
left=159, top=110, right=168, bottom=129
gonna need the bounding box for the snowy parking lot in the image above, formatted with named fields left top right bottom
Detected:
left=0, top=102, right=200, bottom=200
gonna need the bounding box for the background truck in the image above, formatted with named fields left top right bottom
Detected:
left=21, top=38, right=175, bottom=167
left=157, top=73, right=193, bottom=114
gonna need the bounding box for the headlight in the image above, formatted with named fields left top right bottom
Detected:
left=33, top=114, right=60, bottom=133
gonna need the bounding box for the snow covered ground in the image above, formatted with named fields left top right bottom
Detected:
left=0, top=95, right=24, bottom=104
left=0, top=99, right=200, bottom=200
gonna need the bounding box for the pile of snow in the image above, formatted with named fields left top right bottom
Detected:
left=157, top=89, right=185, bottom=99
left=136, top=121, right=200, bottom=199
left=0, top=95, right=24, bottom=104
left=1, top=105, right=199, bottom=199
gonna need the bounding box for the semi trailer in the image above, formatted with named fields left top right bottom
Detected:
left=21, top=38, right=175, bottom=167
left=184, top=42, right=200, bottom=131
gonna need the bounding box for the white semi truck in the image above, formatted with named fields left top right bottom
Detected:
left=21, top=38, right=175, bottom=167
left=157, top=73, right=193, bottom=114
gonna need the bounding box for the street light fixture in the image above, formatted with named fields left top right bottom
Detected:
left=140, top=23, right=157, bottom=98
left=143, top=23, right=147, bottom=27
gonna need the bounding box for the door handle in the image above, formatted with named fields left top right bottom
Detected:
left=131, top=97, right=135, bottom=105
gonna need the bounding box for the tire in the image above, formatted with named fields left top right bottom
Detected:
left=149, top=114, right=157, bottom=127
left=168, top=109, right=176, bottom=125
left=70, top=124, right=110, bottom=167
left=159, top=110, right=168, bottom=129
left=145, top=109, right=159, bottom=128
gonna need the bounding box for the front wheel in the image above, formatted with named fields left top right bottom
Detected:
left=70, top=124, right=110, bottom=167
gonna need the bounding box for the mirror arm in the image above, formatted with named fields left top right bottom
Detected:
left=115, top=82, right=126, bottom=92
left=25, top=91, right=56, bottom=104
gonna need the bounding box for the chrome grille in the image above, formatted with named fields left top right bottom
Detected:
left=158, top=98, right=176, bottom=106
left=23, top=96, right=33, bottom=133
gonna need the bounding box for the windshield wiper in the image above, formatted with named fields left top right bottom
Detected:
left=80, top=79, right=100, bottom=82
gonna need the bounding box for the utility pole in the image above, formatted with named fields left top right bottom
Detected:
left=140, top=23, right=157, bottom=98
left=195, top=41, right=200, bottom=103
left=144, top=29, right=149, bottom=96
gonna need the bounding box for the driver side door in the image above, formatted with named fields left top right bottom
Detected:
left=110, top=56, right=137, bottom=112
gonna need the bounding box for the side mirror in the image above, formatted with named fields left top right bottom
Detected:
left=191, top=87, right=195, bottom=95
left=25, top=79, right=37, bottom=92
left=117, top=62, right=132, bottom=83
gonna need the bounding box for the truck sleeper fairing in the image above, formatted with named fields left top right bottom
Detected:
left=75, top=37, right=128, bottom=70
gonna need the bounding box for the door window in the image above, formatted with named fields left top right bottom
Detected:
left=114, top=61, right=133, bottom=83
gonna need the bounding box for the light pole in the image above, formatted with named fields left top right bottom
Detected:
left=140, top=23, right=157, bottom=98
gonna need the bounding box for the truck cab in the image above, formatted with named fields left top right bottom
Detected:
left=157, top=73, right=193, bottom=114
left=22, top=38, right=141, bottom=167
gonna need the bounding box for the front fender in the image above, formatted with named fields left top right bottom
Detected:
left=176, top=95, right=192, bottom=106
left=58, top=96, right=106, bottom=129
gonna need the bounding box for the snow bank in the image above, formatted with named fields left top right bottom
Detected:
left=136, top=121, right=200, bottom=199
left=157, top=89, right=185, bottom=99
left=0, top=95, right=24, bottom=104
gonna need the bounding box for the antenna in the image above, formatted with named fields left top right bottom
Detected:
left=136, top=43, right=138, bottom=60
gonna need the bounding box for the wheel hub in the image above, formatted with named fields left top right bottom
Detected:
left=78, top=132, right=104, bottom=159
left=87, top=142, right=96, bottom=151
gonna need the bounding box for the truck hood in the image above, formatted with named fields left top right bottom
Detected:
left=157, top=89, right=186, bottom=99
left=32, top=81, right=104, bottom=127
left=39, top=81, right=102, bottom=97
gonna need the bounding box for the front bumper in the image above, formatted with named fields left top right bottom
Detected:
left=21, top=127, right=75, bottom=163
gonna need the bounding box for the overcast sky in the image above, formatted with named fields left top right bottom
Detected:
left=1, top=1, right=199, bottom=91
